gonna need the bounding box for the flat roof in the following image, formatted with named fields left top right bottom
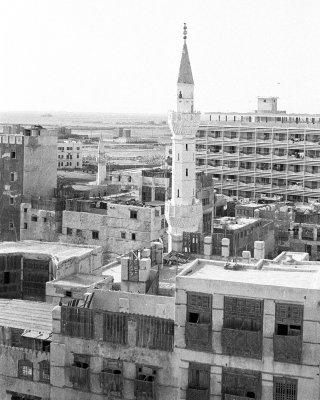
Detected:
left=179, top=257, right=320, bottom=290
left=0, top=299, right=53, bottom=332
left=213, top=217, right=259, bottom=230
left=0, top=241, right=100, bottom=263
left=52, top=273, right=108, bottom=289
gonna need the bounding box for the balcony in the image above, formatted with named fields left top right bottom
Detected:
left=100, top=371, right=122, bottom=395
left=134, top=379, right=155, bottom=400
left=274, top=334, right=302, bottom=363
left=186, top=387, right=209, bottom=400
left=222, top=328, right=262, bottom=359
left=69, top=366, right=90, bottom=390
left=185, top=322, right=212, bottom=351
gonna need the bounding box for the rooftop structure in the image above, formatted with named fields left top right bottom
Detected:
left=57, top=140, right=82, bottom=169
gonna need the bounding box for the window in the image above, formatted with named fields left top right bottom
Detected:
left=31, top=216, right=38, bottom=222
left=186, top=144, right=188, bottom=151
left=132, top=233, right=136, bottom=241
left=24, top=208, right=27, bottom=213
left=187, top=363, right=210, bottom=399
left=77, top=154, right=80, bottom=158
left=222, top=297, right=263, bottom=359
left=10, top=151, right=16, bottom=159
left=66, top=291, right=72, bottom=297
left=18, top=359, right=33, bottom=380
left=274, top=303, right=303, bottom=363
left=70, top=354, right=90, bottom=390
left=130, top=210, right=138, bottom=219
left=100, top=359, right=123, bottom=396
left=135, top=366, right=156, bottom=400
left=4, top=271, right=10, bottom=284
left=76, top=229, right=82, bottom=237
left=121, top=232, right=126, bottom=239
left=274, top=377, right=297, bottom=400
left=155, top=210, right=159, bottom=217
left=222, top=367, right=261, bottom=399
left=39, top=360, right=50, bottom=383
left=10, top=172, right=17, bottom=182
left=186, top=168, right=188, bottom=177
left=67, top=228, right=72, bottom=236
left=92, top=230, right=99, bottom=240
left=186, top=292, right=212, bottom=350
left=9, top=222, right=14, bottom=230
left=43, top=217, right=47, bottom=223
left=177, top=189, right=180, bottom=198
left=23, top=223, right=28, bottom=229
left=9, top=197, right=14, bottom=205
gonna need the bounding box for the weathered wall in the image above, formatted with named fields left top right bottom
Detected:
left=23, top=129, right=57, bottom=198
left=0, top=344, right=50, bottom=400
left=0, top=134, right=24, bottom=241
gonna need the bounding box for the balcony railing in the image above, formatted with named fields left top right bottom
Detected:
left=186, top=387, right=209, bottom=400
left=186, top=322, right=212, bottom=350
left=100, top=371, right=122, bottom=395
left=221, top=328, right=262, bottom=359
left=134, top=379, right=155, bottom=400
left=69, top=366, right=90, bottom=390
left=273, top=334, right=302, bottom=363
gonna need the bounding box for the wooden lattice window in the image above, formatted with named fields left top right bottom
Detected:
left=274, top=303, right=303, bottom=363
left=61, top=306, right=94, bottom=339
left=103, top=311, right=128, bottom=344
left=274, top=377, right=297, bottom=400
left=224, top=297, right=263, bottom=331
left=101, top=359, right=123, bottom=396
left=18, top=359, right=33, bottom=380
left=183, top=232, right=204, bottom=254
left=136, top=316, right=174, bottom=351
left=135, top=366, right=156, bottom=400
left=187, top=363, right=210, bottom=400
left=222, top=367, right=261, bottom=400
left=70, top=354, right=90, bottom=390
left=186, top=292, right=212, bottom=351
left=39, top=360, right=50, bottom=383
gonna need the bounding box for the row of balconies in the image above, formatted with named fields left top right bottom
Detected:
left=69, top=366, right=155, bottom=398
left=185, top=323, right=302, bottom=363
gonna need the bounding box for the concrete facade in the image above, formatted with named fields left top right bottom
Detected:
left=57, top=140, right=82, bottom=169
left=61, top=198, right=164, bottom=255
left=0, top=125, right=57, bottom=242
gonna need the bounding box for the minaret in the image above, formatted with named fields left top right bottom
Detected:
left=165, top=24, right=202, bottom=252
left=96, top=134, right=107, bottom=185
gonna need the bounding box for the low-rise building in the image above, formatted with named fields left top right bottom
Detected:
left=61, top=197, right=165, bottom=256
left=0, top=241, right=103, bottom=302
left=57, top=140, right=82, bottom=169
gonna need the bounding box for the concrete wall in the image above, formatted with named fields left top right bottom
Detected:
left=61, top=203, right=164, bottom=255
left=0, top=134, right=24, bottom=241
left=20, top=203, right=61, bottom=242
left=175, top=270, right=320, bottom=400
left=0, top=344, right=50, bottom=400
left=23, top=129, right=57, bottom=198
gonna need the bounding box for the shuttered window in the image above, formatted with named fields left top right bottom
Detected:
left=61, top=306, right=94, bottom=339
left=274, top=377, right=297, bottom=400
left=103, top=312, right=128, bottom=344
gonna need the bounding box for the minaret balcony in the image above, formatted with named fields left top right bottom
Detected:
left=168, top=111, right=201, bottom=138
left=165, top=199, right=202, bottom=232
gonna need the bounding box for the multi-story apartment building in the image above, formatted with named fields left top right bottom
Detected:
left=0, top=125, right=57, bottom=241
left=196, top=98, right=320, bottom=202
left=57, top=140, right=82, bottom=169
left=176, top=251, right=319, bottom=400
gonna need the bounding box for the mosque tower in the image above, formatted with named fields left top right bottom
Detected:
left=96, top=134, right=107, bottom=185
left=165, top=23, right=202, bottom=252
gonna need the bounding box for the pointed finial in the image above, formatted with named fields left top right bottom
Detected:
left=183, top=23, right=187, bottom=41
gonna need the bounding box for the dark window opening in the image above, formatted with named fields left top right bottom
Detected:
left=277, top=323, right=288, bottom=335
left=186, top=144, right=188, bottom=151
left=31, top=216, right=38, bottom=222
left=24, top=208, right=27, bottom=213
left=23, top=223, right=28, bottom=229
left=4, top=271, right=10, bottom=284
left=188, top=312, right=199, bottom=323
left=130, top=210, right=137, bottom=219
left=66, top=291, right=72, bottom=297
left=132, top=233, right=136, bottom=241
left=121, top=232, right=126, bottom=239
left=10, top=151, right=16, bottom=159
left=92, top=230, right=99, bottom=240
left=186, top=168, right=188, bottom=177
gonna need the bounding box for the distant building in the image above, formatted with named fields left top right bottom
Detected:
left=57, top=140, right=82, bottom=169
left=61, top=197, right=165, bottom=256
left=196, top=98, right=320, bottom=202
left=0, top=125, right=57, bottom=241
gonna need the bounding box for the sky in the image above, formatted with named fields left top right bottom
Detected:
left=1, top=0, right=320, bottom=114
